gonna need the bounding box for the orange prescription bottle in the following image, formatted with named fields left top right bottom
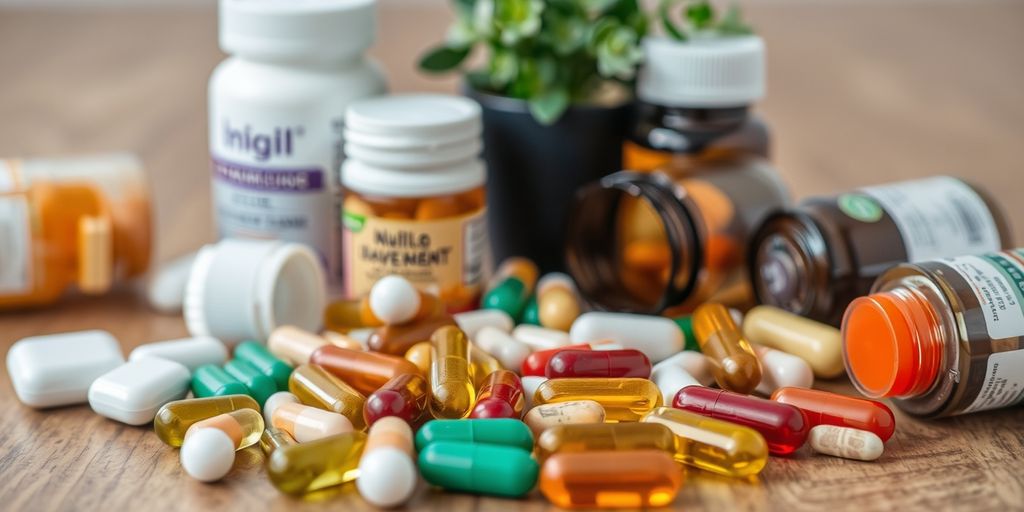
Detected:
left=340, top=95, right=487, bottom=313
left=566, top=156, right=788, bottom=315
left=0, top=154, right=150, bottom=309
left=843, top=248, right=1024, bottom=417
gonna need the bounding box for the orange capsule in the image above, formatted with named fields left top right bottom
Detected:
left=310, top=345, right=421, bottom=395
left=368, top=316, right=456, bottom=355
left=540, top=450, right=683, bottom=508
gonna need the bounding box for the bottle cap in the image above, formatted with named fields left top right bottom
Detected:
left=219, top=0, right=376, bottom=62
left=185, top=239, right=326, bottom=346
left=638, top=35, right=765, bottom=107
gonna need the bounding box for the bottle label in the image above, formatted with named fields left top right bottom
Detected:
left=209, top=111, right=344, bottom=282
left=856, top=176, right=1001, bottom=262
left=341, top=208, right=488, bottom=302
left=944, top=250, right=1024, bottom=413
left=0, top=161, right=32, bottom=294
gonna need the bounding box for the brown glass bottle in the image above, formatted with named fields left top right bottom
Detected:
left=750, top=176, right=1011, bottom=326
left=566, top=155, right=789, bottom=315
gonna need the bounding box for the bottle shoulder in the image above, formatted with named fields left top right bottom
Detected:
left=209, top=57, right=386, bottom=104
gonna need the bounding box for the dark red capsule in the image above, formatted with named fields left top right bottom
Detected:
left=674, top=386, right=809, bottom=455
left=545, top=349, right=652, bottom=379
left=363, top=373, right=429, bottom=428
left=470, top=370, right=525, bottom=419
left=521, top=343, right=592, bottom=376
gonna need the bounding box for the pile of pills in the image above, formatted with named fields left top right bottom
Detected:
left=6, top=259, right=897, bottom=508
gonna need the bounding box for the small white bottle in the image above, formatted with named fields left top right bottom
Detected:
left=208, top=0, right=386, bottom=286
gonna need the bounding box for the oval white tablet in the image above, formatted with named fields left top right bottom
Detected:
left=7, top=330, right=124, bottom=408
left=569, top=312, right=683, bottom=362
left=474, top=326, right=532, bottom=371
left=129, top=336, right=228, bottom=372
left=454, top=308, right=515, bottom=340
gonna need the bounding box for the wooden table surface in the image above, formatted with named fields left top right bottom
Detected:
left=2, top=2, right=1023, bottom=511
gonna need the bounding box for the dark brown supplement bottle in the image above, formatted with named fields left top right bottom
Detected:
left=566, top=155, right=789, bottom=315
left=624, top=36, right=769, bottom=173
left=750, top=176, right=1010, bottom=325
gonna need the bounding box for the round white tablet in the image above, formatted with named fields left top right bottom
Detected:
left=180, top=428, right=236, bottom=482
left=369, top=275, right=421, bottom=325
left=357, top=447, right=417, bottom=507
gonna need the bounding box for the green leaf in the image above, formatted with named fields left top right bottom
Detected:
left=659, top=0, right=686, bottom=41
left=528, top=87, right=570, bottom=125
left=717, top=3, right=753, bottom=35
left=419, top=46, right=471, bottom=73
left=686, top=1, right=714, bottom=29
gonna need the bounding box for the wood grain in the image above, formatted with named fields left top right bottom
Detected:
left=1, top=2, right=1023, bottom=511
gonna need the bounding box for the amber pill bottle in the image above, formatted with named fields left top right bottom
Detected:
left=750, top=176, right=1010, bottom=325
left=566, top=155, right=789, bottom=315
left=0, top=153, right=151, bottom=309
left=624, top=36, right=769, bottom=173
left=340, top=95, right=487, bottom=312
left=843, top=248, right=1024, bottom=417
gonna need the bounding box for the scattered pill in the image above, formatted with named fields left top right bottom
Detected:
left=368, top=316, right=456, bottom=356
left=569, top=312, right=683, bottom=362
left=512, top=324, right=573, bottom=351
left=89, top=358, right=191, bottom=425
left=753, top=344, right=814, bottom=395
left=693, top=303, right=762, bottom=394
left=744, top=305, right=844, bottom=378
left=267, top=432, right=367, bottom=494
left=808, top=425, right=884, bottom=461
left=651, top=363, right=701, bottom=405
left=310, top=344, right=421, bottom=394
left=674, top=386, right=809, bottom=455
left=522, top=376, right=548, bottom=410
left=267, top=325, right=328, bottom=366
left=8, top=330, right=125, bottom=408
left=546, top=349, right=651, bottom=379
left=524, top=400, right=606, bottom=436
left=535, top=422, right=676, bottom=461
left=260, top=427, right=297, bottom=456
left=273, top=402, right=354, bottom=442
left=419, top=441, right=538, bottom=498
left=369, top=275, right=422, bottom=325
left=642, top=407, right=768, bottom=477
left=652, top=351, right=715, bottom=387
left=357, top=417, right=418, bottom=507
left=184, top=409, right=265, bottom=450
left=539, top=449, right=682, bottom=508
left=415, top=418, right=534, bottom=452
left=180, top=427, right=236, bottom=482
left=129, top=336, right=227, bottom=372
left=454, top=308, right=514, bottom=340
left=321, top=330, right=366, bottom=351
left=289, top=364, right=367, bottom=431
left=533, top=378, right=662, bottom=422
left=772, top=387, right=896, bottom=441
left=262, top=391, right=300, bottom=427
left=473, top=326, right=532, bottom=372
left=223, top=358, right=277, bottom=406
left=364, top=373, right=430, bottom=428
left=536, top=273, right=581, bottom=331
left=192, top=364, right=249, bottom=398
left=429, top=326, right=476, bottom=419
left=155, top=394, right=260, bottom=447
left=233, top=341, right=294, bottom=391
left=482, top=257, right=538, bottom=320
left=470, top=370, right=525, bottom=419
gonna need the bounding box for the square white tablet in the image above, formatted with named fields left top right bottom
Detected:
left=7, top=330, right=125, bottom=408
left=88, top=357, right=191, bottom=425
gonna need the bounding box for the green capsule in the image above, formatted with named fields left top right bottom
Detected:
left=419, top=441, right=538, bottom=498
left=235, top=340, right=293, bottom=390
left=192, top=364, right=248, bottom=398
left=482, top=278, right=528, bottom=319
left=519, top=295, right=540, bottom=325
left=673, top=316, right=701, bottom=352
left=223, top=358, right=276, bottom=406
left=415, top=418, right=534, bottom=452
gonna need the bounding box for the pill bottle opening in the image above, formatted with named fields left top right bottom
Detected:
left=749, top=211, right=829, bottom=319
left=265, top=246, right=326, bottom=335
left=842, top=290, right=941, bottom=399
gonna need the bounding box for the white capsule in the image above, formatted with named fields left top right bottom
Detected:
left=753, top=345, right=814, bottom=395
left=569, top=312, right=683, bottom=362
left=512, top=325, right=572, bottom=351
left=521, top=376, right=548, bottom=411
left=272, top=402, right=353, bottom=442
left=357, top=417, right=417, bottom=507
left=180, top=427, right=236, bottom=482
left=454, top=309, right=515, bottom=340
left=809, top=425, right=884, bottom=461
left=651, top=351, right=715, bottom=386
left=474, top=326, right=533, bottom=371
left=524, top=400, right=606, bottom=436
left=129, top=336, right=228, bottom=372
left=369, top=275, right=421, bottom=325
left=651, top=365, right=701, bottom=405
left=263, top=391, right=301, bottom=426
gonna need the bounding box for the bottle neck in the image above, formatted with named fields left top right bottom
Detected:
left=842, top=280, right=945, bottom=399
left=750, top=210, right=832, bottom=319
left=632, top=103, right=752, bottom=153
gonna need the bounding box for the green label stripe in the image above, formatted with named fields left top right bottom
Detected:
left=342, top=211, right=366, bottom=233
left=838, top=193, right=884, bottom=223
left=982, top=252, right=1024, bottom=309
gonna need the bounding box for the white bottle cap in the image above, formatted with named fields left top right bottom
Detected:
left=638, top=35, right=765, bottom=108
left=184, top=238, right=326, bottom=345
left=219, top=0, right=376, bottom=62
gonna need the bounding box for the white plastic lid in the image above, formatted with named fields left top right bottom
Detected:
left=184, top=239, right=326, bottom=345
left=342, top=158, right=486, bottom=198
left=638, top=35, right=765, bottom=107
left=345, top=94, right=482, bottom=140
left=219, top=0, right=376, bottom=62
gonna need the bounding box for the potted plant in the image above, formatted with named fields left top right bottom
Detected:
left=419, top=0, right=648, bottom=273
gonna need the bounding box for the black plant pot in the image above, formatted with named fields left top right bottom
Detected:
left=466, top=87, right=632, bottom=273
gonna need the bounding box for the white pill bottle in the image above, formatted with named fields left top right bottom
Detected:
left=208, top=0, right=386, bottom=285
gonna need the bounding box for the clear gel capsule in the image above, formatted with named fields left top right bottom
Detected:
left=470, top=370, right=524, bottom=419
left=429, top=326, right=476, bottom=419
left=524, top=400, right=606, bottom=436
left=469, top=343, right=504, bottom=388
left=693, top=303, right=762, bottom=394
left=533, top=378, right=662, bottom=422
left=540, top=450, right=683, bottom=508
left=536, top=422, right=676, bottom=461
left=404, top=341, right=432, bottom=375
left=267, top=432, right=367, bottom=494
left=260, top=427, right=296, bottom=456
left=183, top=409, right=264, bottom=450
left=289, top=363, right=366, bottom=431
left=771, top=387, right=896, bottom=441
left=642, top=407, right=768, bottom=478
left=154, top=394, right=259, bottom=447
left=272, top=402, right=353, bottom=442
left=364, top=372, right=429, bottom=428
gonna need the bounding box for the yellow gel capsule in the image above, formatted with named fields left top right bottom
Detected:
left=536, top=422, right=677, bottom=462
left=469, top=342, right=503, bottom=388
left=642, top=407, right=768, bottom=477
left=429, top=326, right=476, bottom=419
left=184, top=409, right=265, bottom=451
left=289, top=364, right=367, bottom=431
left=405, top=341, right=432, bottom=375
left=260, top=427, right=297, bottom=456
left=154, top=394, right=260, bottom=447
left=267, top=431, right=367, bottom=495
left=693, top=303, right=762, bottom=394
left=533, top=378, right=662, bottom=422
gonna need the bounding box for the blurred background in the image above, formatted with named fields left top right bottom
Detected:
left=0, top=0, right=1021, bottom=266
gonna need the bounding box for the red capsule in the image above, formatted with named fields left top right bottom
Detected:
left=546, top=349, right=651, bottom=379
left=363, top=373, right=429, bottom=428
left=522, top=343, right=593, bottom=376
left=674, top=386, right=809, bottom=455
left=771, top=387, right=896, bottom=442
left=470, top=370, right=525, bottom=419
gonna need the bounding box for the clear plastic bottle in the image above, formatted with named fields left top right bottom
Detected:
left=0, top=154, right=150, bottom=309
left=843, top=248, right=1024, bottom=417
left=209, top=0, right=386, bottom=286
